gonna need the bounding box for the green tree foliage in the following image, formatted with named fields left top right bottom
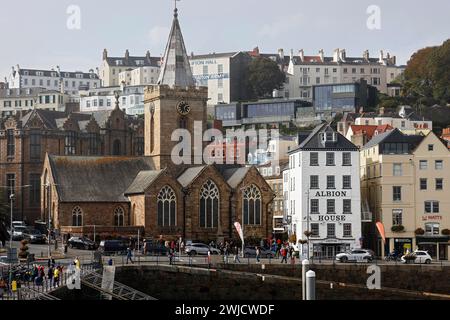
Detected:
left=403, top=39, right=450, bottom=105
left=245, top=57, right=286, bottom=99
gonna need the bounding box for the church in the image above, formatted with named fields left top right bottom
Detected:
left=41, top=8, right=275, bottom=244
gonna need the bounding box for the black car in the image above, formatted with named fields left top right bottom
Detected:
left=98, top=240, right=128, bottom=255
left=68, top=236, right=96, bottom=250
left=142, top=239, right=168, bottom=256
left=22, top=228, right=47, bottom=244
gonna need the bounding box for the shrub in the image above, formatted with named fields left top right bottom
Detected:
left=415, top=228, right=425, bottom=235
left=391, top=225, right=405, bottom=233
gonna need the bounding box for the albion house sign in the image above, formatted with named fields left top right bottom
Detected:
left=314, top=191, right=348, bottom=197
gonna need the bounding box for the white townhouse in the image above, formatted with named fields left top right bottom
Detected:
left=284, top=123, right=362, bottom=259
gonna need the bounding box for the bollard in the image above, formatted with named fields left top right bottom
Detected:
left=302, top=259, right=310, bottom=301
left=306, top=270, right=316, bottom=300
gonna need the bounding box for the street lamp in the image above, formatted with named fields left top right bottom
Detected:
left=9, top=193, right=14, bottom=288
left=44, top=183, right=52, bottom=258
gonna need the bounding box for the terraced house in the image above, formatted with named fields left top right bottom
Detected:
left=360, top=129, right=450, bottom=260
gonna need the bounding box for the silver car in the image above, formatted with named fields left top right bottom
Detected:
left=185, top=243, right=221, bottom=256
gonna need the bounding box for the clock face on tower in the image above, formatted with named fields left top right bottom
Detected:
left=176, top=101, right=191, bottom=116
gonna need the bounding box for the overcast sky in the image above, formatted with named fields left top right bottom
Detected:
left=1, top=0, right=449, bottom=79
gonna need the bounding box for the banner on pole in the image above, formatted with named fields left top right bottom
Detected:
left=234, top=222, right=244, bottom=242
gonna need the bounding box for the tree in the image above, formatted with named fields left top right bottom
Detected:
left=245, top=57, right=286, bottom=99
left=403, top=39, right=450, bottom=106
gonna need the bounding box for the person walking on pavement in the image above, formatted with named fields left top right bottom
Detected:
left=281, top=246, right=288, bottom=264
left=53, top=267, right=60, bottom=287
left=256, top=247, right=261, bottom=263
left=234, top=246, right=241, bottom=264
left=74, top=256, right=81, bottom=269
left=126, top=247, right=134, bottom=264
left=48, top=265, right=54, bottom=287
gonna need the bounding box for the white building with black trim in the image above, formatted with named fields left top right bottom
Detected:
left=284, top=123, right=362, bottom=259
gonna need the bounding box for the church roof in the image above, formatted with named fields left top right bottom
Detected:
left=222, top=167, right=251, bottom=188
left=157, top=8, right=195, bottom=88
left=124, top=170, right=165, bottom=195
left=48, top=156, right=155, bottom=202
left=177, top=166, right=207, bottom=188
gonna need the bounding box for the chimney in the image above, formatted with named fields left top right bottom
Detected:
left=379, top=50, right=384, bottom=63
left=298, top=49, right=304, bottom=62
left=319, top=49, right=324, bottom=62
left=125, top=49, right=130, bottom=61
left=103, top=48, right=108, bottom=60
left=363, top=50, right=370, bottom=61
left=278, top=48, right=284, bottom=60
left=333, top=49, right=340, bottom=63
left=339, top=49, right=346, bottom=62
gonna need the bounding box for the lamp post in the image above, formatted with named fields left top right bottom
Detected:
left=8, top=193, right=14, bottom=288
left=44, top=183, right=52, bottom=258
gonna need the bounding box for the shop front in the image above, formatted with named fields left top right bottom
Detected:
left=312, top=240, right=352, bottom=259
left=384, top=238, right=413, bottom=256
left=417, top=236, right=450, bottom=261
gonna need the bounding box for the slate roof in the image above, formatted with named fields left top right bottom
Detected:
left=361, top=128, right=426, bottom=150
left=17, top=69, right=99, bottom=79
left=177, top=166, right=207, bottom=188
left=125, top=170, right=164, bottom=195
left=222, top=167, right=251, bottom=188
left=105, top=56, right=161, bottom=68
left=290, top=123, right=359, bottom=152
left=48, top=156, right=155, bottom=202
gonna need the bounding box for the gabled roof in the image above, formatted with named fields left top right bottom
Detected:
left=177, top=166, right=207, bottom=188
left=48, top=156, right=155, bottom=202
left=361, top=129, right=396, bottom=150
left=290, top=123, right=359, bottom=153
left=157, top=9, right=195, bottom=88
left=222, top=167, right=251, bottom=188
left=125, top=170, right=165, bottom=195
left=362, top=128, right=425, bottom=150
left=350, top=124, right=393, bottom=139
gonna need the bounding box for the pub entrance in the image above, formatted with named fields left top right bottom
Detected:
left=314, top=243, right=350, bottom=259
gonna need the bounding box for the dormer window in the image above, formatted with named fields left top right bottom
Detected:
left=321, top=132, right=337, bottom=143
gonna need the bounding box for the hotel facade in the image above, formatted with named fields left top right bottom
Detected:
left=284, top=123, right=363, bottom=259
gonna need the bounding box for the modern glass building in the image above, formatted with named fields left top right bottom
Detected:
left=313, top=80, right=376, bottom=112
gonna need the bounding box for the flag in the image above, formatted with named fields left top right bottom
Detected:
left=376, top=222, right=386, bottom=244
left=234, top=222, right=244, bottom=243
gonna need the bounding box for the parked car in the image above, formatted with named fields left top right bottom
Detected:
left=68, top=236, right=96, bottom=250
left=185, top=243, right=221, bottom=256
left=98, top=240, right=128, bottom=255
left=336, top=249, right=375, bottom=263
left=243, top=246, right=275, bottom=258
left=11, top=226, right=27, bottom=241
left=12, top=221, right=27, bottom=229
left=22, top=228, right=47, bottom=244
left=401, top=250, right=432, bottom=264
left=34, top=221, right=49, bottom=236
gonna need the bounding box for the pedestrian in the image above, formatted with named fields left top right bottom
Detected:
left=207, top=250, right=211, bottom=266
left=169, top=248, right=174, bottom=265
left=281, top=246, right=288, bottom=264
left=74, top=256, right=80, bottom=270
left=126, top=247, right=134, bottom=264
left=223, top=246, right=229, bottom=264
left=48, top=265, right=54, bottom=287
left=53, top=267, right=60, bottom=287
left=256, top=247, right=261, bottom=263
left=0, top=278, right=6, bottom=299
left=143, top=240, right=148, bottom=256
left=234, top=246, right=241, bottom=264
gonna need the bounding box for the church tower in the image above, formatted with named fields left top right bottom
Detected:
left=145, top=7, right=208, bottom=171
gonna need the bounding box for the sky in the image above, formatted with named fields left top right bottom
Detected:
left=0, top=0, right=449, bottom=79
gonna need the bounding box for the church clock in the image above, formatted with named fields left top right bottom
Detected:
left=176, top=101, right=191, bottom=116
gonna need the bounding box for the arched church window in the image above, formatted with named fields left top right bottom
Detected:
left=72, top=206, right=83, bottom=227
left=157, top=186, right=177, bottom=227
left=243, top=185, right=262, bottom=225
left=114, top=206, right=125, bottom=227
left=199, top=180, right=219, bottom=228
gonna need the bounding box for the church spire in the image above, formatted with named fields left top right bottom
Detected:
left=157, top=5, right=195, bottom=88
